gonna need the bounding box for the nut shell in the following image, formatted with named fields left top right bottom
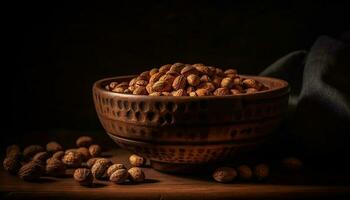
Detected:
left=212, top=167, right=237, bottom=183
left=62, top=151, right=83, bottom=168
left=91, top=158, right=112, bottom=180
left=76, top=136, right=93, bottom=147
left=107, top=163, right=126, bottom=177
left=77, top=147, right=91, bottom=161
left=46, top=158, right=66, bottom=177
left=89, top=144, right=102, bottom=157
left=18, top=162, right=43, bottom=181
left=52, top=151, right=65, bottom=160
left=110, top=169, right=129, bottom=184
left=3, top=157, right=21, bottom=174
left=23, top=145, right=44, bottom=160
left=237, top=165, right=253, bottom=180
left=74, top=168, right=93, bottom=186
left=46, top=141, right=63, bottom=153
left=128, top=167, right=145, bottom=183
left=129, top=154, right=146, bottom=167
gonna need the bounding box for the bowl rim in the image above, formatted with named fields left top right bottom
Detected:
left=93, top=75, right=290, bottom=100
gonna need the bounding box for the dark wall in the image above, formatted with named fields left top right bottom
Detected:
left=10, top=1, right=348, bottom=134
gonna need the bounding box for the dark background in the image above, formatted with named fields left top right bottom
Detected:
left=9, top=1, right=349, bottom=143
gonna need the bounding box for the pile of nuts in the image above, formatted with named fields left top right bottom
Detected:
left=2, top=136, right=147, bottom=186
left=105, top=63, right=268, bottom=96
left=212, top=157, right=303, bottom=183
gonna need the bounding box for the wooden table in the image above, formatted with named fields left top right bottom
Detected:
left=1, top=148, right=350, bottom=200
left=1, top=130, right=350, bottom=200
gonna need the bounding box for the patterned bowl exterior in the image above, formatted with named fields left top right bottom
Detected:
left=93, top=75, right=289, bottom=172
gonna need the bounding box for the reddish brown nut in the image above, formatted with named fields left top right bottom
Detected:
left=3, top=157, right=21, bottom=174
left=149, top=72, right=165, bottom=83
left=224, top=69, right=237, bottom=76
left=129, top=78, right=137, bottom=86
left=242, top=79, right=262, bottom=90
left=146, top=83, right=153, bottom=94
left=186, top=86, right=195, bottom=94
left=129, top=154, right=146, bottom=167
left=76, top=136, right=93, bottom=147
left=62, top=151, right=83, bottom=168
left=181, top=65, right=198, bottom=77
left=189, top=91, right=197, bottom=96
left=172, top=75, right=187, bottom=90
left=86, top=157, right=101, bottom=168
left=108, top=81, right=118, bottom=90
left=215, top=68, right=225, bottom=77
left=52, top=151, right=65, bottom=160
left=212, top=167, right=237, bottom=183
left=187, top=74, right=200, bottom=86
left=77, top=147, right=91, bottom=161
left=195, top=65, right=210, bottom=75
left=170, top=63, right=185, bottom=73
left=214, top=88, right=230, bottom=96
left=197, top=82, right=216, bottom=92
left=245, top=88, right=258, bottom=94
left=212, top=76, right=223, bottom=88
left=32, top=152, right=50, bottom=165
left=221, top=77, right=234, bottom=89
left=195, top=88, right=211, bottom=96
left=237, top=165, right=253, bottom=180
left=74, top=168, right=93, bottom=186
left=91, top=158, right=112, bottom=180
left=46, top=141, right=63, bottom=153
left=110, top=169, right=129, bottom=184
left=112, top=87, right=124, bottom=93
left=133, top=86, right=148, bottom=95
left=107, top=164, right=126, bottom=177
left=149, top=68, right=159, bottom=76
left=254, top=164, right=269, bottom=181
left=23, top=145, right=44, bottom=160
left=159, top=74, right=176, bottom=85
left=128, top=167, right=145, bottom=183
left=138, top=71, right=150, bottom=80
left=18, top=161, right=43, bottom=181
left=159, top=64, right=172, bottom=73
left=200, top=75, right=211, bottom=82
left=152, top=80, right=172, bottom=92
left=230, top=89, right=242, bottom=95
left=46, top=158, right=66, bottom=177
left=135, top=79, right=148, bottom=87
left=89, top=144, right=102, bottom=157
left=172, top=89, right=186, bottom=96
left=149, top=92, right=162, bottom=96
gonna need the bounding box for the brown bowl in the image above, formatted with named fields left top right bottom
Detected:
left=92, top=75, right=289, bottom=173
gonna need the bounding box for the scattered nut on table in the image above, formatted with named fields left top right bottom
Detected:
left=23, top=145, right=44, bottom=160
left=3, top=157, right=21, bottom=175
left=46, top=141, right=63, bottom=153
left=110, top=169, right=129, bottom=184
left=18, top=161, right=43, bottom=181
left=89, top=144, right=102, bottom=157
left=77, top=147, right=91, bottom=161
left=74, top=168, right=94, bottom=186
left=62, top=151, right=83, bottom=168
left=129, top=154, right=146, bottom=167
left=107, top=163, right=126, bottom=177
left=46, top=158, right=66, bottom=177
left=212, top=167, right=237, bottom=183
left=91, top=158, right=112, bottom=180
left=128, top=167, right=145, bottom=183
left=76, top=136, right=93, bottom=147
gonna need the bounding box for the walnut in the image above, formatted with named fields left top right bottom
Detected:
left=91, top=158, right=112, bottom=180
left=110, top=169, right=129, bottom=184
left=242, top=78, right=262, bottom=90
left=129, top=154, right=146, bottom=167
left=89, top=144, right=102, bottom=157
left=186, top=74, right=200, bottom=87
left=214, top=88, right=230, bottom=96
left=3, top=157, right=21, bottom=174
left=180, top=65, right=198, bottom=77
left=172, top=75, right=187, bottom=90
left=170, top=63, right=185, bottom=73
left=212, top=167, right=237, bottom=183
left=149, top=68, right=159, bottom=76
left=107, top=163, right=126, bottom=177
left=74, top=168, right=93, bottom=186
left=224, top=69, right=237, bottom=76
left=220, top=77, right=234, bottom=89
left=52, top=151, right=65, bottom=160
left=77, top=147, right=91, bottom=161
left=133, top=86, right=148, bottom=95
left=128, top=167, right=145, bottom=183
left=152, top=80, right=172, bottom=92
left=237, top=165, right=253, bottom=180
left=159, top=64, right=172, bottom=73
left=18, top=161, right=43, bottom=181
left=62, top=151, right=83, bottom=168
left=149, top=72, right=165, bottom=83
left=172, top=89, right=186, bottom=96
left=76, top=136, right=93, bottom=147
left=254, top=164, right=269, bottom=181
left=86, top=157, right=101, bottom=168
left=46, top=158, right=66, bottom=177
left=46, top=141, right=63, bottom=153
left=195, top=88, right=212, bottom=96
left=32, top=152, right=49, bottom=165
left=23, top=145, right=44, bottom=160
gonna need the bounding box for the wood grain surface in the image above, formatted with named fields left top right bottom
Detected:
left=1, top=148, right=350, bottom=200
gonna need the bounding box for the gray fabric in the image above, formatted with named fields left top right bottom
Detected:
left=260, top=35, right=350, bottom=158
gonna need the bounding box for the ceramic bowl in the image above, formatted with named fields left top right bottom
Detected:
left=93, top=75, right=289, bottom=172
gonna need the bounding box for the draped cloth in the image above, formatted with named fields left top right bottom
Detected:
left=260, top=33, right=350, bottom=159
